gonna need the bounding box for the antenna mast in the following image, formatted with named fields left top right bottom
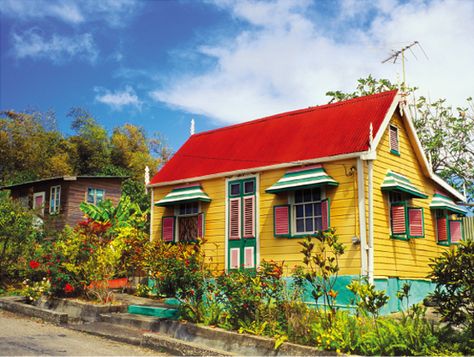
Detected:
left=382, top=41, right=428, bottom=92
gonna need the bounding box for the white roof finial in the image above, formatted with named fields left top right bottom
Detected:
left=190, top=118, right=195, bottom=136
left=145, top=165, right=150, bottom=186
left=369, top=122, right=374, bottom=148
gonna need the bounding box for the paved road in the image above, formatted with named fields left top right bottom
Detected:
left=0, top=310, right=166, bottom=356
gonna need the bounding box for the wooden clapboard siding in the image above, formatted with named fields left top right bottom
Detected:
left=152, top=158, right=361, bottom=276
left=152, top=177, right=227, bottom=272
left=6, top=177, right=124, bottom=232
left=259, top=159, right=361, bottom=276
left=371, top=112, right=455, bottom=278
left=64, top=178, right=123, bottom=227
left=464, top=216, right=474, bottom=241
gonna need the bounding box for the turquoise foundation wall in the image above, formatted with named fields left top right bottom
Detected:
left=148, top=275, right=436, bottom=314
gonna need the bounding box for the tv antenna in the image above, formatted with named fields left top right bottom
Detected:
left=382, top=41, right=428, bottom=92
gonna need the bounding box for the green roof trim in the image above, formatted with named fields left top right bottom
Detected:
left=266, top=165, right=338, bottom=194
left=381, top=171, right=428, bottom=199
left=429, top=193, right=467, bottom=215
left=155, top=185, right=211, bottom=206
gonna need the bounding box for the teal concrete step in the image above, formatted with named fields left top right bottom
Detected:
left=127, top=305, right=179, bottom=319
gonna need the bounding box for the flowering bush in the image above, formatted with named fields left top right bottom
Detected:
left=20, top=277, right=51, bottom=303
left=143, top=238, right=208, bottom=300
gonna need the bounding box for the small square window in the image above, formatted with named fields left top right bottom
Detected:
left=244, top=180, right=255, bottom=194
left=230, top=183, right=240, bottom=196
left=87, top=188, right=105, bottom=205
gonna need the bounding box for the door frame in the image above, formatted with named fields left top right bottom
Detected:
left=33, top=191, right=46, bottom=216
left=225, top=174, right=260, bottom=272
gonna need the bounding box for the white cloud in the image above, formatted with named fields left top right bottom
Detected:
left=95, top=86, right=142, bottom=110
left=152, top=0, right=474, bottom=124
left=0, top=0, right=141, bottom=27
left=12, top=30, right=98, bottom=64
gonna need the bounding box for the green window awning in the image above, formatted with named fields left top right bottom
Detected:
left=430, top=193, right=467, bottom=215
left=381, top=171, right=428, bottom=199
left=266, top=165, right=338, bottom=194
left=155, top=184, right=211, bottom=207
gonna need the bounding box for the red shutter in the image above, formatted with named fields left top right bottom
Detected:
left=229, top=198, right=241, bottom=240
left=243, top=196, right=255, bottom=238
left=391, top=204, right=406, bottom=235
left=162, top=216, right=175, bottom=242
left=449, top=220, right=462, bottom=243
left=274, top=205, right=290, bottom=237
left=390, top=126, right=399, bottom=152
left=321, top=198, right=330, bottom=231
left=198, top=213, right=205, bottom=238
left=408, top=207, right=424, bottom=237
left=437, top=217, right=448, bottom=243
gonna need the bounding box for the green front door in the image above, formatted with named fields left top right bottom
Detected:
left=227, top=177, right=257, bottom=270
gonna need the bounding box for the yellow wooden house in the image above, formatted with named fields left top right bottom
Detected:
left=148, top=90, right=467, bottom=311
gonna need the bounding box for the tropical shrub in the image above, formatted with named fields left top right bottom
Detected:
left=0, top=192, right=41, bottom=286
left=143, top=238, right=209, bottom=300
left=298, top=229, right=345, bottom=327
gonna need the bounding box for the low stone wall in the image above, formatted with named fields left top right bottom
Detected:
left=0, top=296, right=68, bottom=325
left=36, top=297, right=127, bottom=322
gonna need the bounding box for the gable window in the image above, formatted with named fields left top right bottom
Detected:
left=389, top=192, right=424, bottom=240
left=49, top=185, right=61, bottom=214
left=87, top=188, right=105, bottom=205
left=389, top=124, right=400, bottom=155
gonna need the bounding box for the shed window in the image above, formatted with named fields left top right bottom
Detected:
left=389, top=125, right=400, bottom=155
left=50, top=185, right=61, bottom=214
left=87, top=188, right=105, bottom=205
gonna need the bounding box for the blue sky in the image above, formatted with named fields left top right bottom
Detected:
left=1, top=0, right=473, bottom=152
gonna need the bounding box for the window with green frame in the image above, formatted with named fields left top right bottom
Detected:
left=273, top=187, right=330, bottom=238
left=435, top=210, right=464, bottom=245
left=389, top=192, right=424, bottom=240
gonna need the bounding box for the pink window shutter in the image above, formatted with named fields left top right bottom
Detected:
left=390, top=126, right=399, bottom=152
left=408, top=208, right=424, bottom=237
left=229, top=198, right=241, bottom=239
left=449, top=220, right=462, bottom=243
left=437, top=217, right=448, bottom=242
left=244, top=247, right=255, bottom=268
left=391, top=205, right=406, bottom=235
left=162, top=216, right=175, bottom=242
left=243, top=196, right=255, bottom=238
left=197, top=213, right=205, bottom=238
left=321, top=199, right=329, bottom=231
left=274, top=205, right=290, bottom=236
left=230, top=248, right=240, bottom=269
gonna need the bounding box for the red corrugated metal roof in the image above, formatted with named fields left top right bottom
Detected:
left=151, top=90, right=398, bottom=184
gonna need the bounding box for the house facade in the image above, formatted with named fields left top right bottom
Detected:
left=148, top=90, right=466, bottom=312
left=2, top=176, right=126, bottom=231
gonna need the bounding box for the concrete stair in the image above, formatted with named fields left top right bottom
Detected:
left=127, top=304, right=179, bottom=319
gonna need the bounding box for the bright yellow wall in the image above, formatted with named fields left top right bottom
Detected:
left=372, top=112, right=452, bottom=279
left=152, top=177, right=227, bottom=272
left=152, top=158, right=362, bottom=276
left=259, top=160, right=361, bottom=276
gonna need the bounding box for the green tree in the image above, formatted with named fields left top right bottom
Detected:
left=0, top=110, right=74, bottom=186
left=326, top=76, right=474, bottom=205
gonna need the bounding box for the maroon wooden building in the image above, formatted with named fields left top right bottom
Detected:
left=2, top=176, right=126, bottom=231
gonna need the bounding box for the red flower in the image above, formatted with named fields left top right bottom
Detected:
left=29, top=260, right=40, bottom=269
left=64, top=283, right=74, bottom=293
